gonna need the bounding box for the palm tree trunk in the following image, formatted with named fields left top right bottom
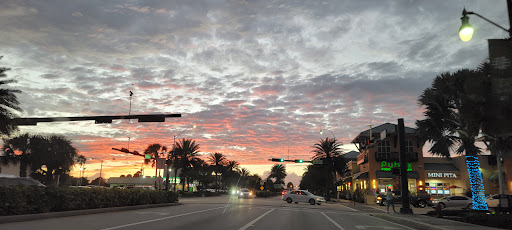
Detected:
left=465, top=155, right=488, bottom=210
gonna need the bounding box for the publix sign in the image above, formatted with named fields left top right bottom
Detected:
left=381, top=161, right=412, bottom=172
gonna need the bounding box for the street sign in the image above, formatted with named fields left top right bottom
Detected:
left=274, top=184, right=282, bottom=188
left=260, top=186, right=264, bottom=190
left=312, top=160, right=323, bottom=165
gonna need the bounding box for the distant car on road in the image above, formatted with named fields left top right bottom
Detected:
left=0, top=174, right=45, bottom=187
left=126, top=185, right=155, bottom=190
left=432, top=196, right=472, bottom=209
left=282, top=190, right=325, bottom=205
left=238, top=188, right=254, bottom=198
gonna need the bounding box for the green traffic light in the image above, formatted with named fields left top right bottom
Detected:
left=280, top=159, right=284, bottom=162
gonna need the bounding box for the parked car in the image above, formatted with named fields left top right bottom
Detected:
left=485, top=194, right=512, bottom=209
left=282, top=190, right=325, bottom=205
left=376, top=190, right=432, bottom=208
left=432, top=196, right=472, bottom=209
left=126, top=185, right=155, bottom=190
left=0, top=174, right=45, bottom=187
left=238, top=188, right=254, bottom=198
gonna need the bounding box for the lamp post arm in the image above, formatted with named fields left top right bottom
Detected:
left=467, top=11, right=511, bottom=34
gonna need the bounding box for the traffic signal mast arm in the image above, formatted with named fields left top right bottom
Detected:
left=112, top=147, right=152, bottom=158
left=268, top=158, right=323, bottom=165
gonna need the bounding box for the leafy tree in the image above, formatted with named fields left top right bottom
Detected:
left=416, top=69, right=489, bottom=210
left=238, top=168, right=250, bottom=187
left=29, top=135, right=78, bottom=186
left=221, top=160, right=240, bottom=189
left=0, top=56, right=22, bottom=137
left=208, top=152, right=226, bottom=189
left=90, top=177, right=107, bottom=186
left=246, top=174, right=262, bottom=190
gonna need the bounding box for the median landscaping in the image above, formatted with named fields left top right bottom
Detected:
left=0, top=186, right=179, bottom=216
left=426, top=209, right=512, bottom=229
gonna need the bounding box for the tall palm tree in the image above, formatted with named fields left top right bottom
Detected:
left=238, top=168, right=250, bottom=187
left=174, top=138, right=200, bottom=191
left=208, top=152, right=226, bottom=190
left=268, top=164, right=287, bottom=185
left=416, top=69, right=489, bottom=210
left=0, top=57, right=22, bottom=137
left=312, top=138, right=343, bottom=198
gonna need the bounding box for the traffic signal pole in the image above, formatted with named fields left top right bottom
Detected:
left=398, top=118, right=413, bottom=214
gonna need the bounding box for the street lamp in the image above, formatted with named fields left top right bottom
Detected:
left=458, top=6, right=512, bottom=42
left=167, top=124, right=197, bottom=191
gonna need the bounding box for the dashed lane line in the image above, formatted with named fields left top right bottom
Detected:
left=99, top=206, right=225, bottom=230
left=321, top=212, right=345, bottom=230
left=238, top=208, right=275, bottom=230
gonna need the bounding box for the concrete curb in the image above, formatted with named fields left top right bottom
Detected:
left=0, top=202, right=181, bottom=224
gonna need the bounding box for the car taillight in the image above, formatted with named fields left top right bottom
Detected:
left=377, top=197, right=382, bottom=200
left=430, top=197, right=433, bottom=201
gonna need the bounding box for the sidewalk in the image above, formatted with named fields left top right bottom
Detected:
left=333, top=199, right=502, bottom=230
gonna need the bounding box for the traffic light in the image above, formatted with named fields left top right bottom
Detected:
left=271, top=158, right=285, bottom=162
left=294, top=159, right=303, bottom=163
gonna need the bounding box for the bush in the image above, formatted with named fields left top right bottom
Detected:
left=0, top=186, right=178, bottom=216
left=353, top=189, right=365, bottom=203
left=426, top=209, right=512, bottom=229
left=255, top=191, right=280, bottom=198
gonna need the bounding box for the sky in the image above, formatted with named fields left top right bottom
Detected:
left=0, top=0, right=509, bottom=186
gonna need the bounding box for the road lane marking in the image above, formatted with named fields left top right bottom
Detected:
left=238, top=208, right=275, bottom=230
left=321, top=212, right=345, bottom=230
left=340, top=204, right=358, bottom=212
left=366, top=215, right=416, bottom=230
left=99, top=206, right=224, bottom=230
left=356, top=225, right=399, bottom=229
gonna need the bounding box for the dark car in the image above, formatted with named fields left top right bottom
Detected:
left=376, top=190, right=432, bottom=208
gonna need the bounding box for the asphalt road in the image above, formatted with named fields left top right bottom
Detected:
left=0, top=195, right=416, bottom=230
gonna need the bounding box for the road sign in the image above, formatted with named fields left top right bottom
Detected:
left=260, top=186, right=264, bottom=190
left=274, top=184, right=282, bottom=188
left=312, top=160, right=323, bottom=165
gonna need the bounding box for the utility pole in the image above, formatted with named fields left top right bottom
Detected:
left=398, top=118, right=413, bottom=214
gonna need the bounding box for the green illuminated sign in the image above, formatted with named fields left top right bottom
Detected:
left=381, top=161, right=412, bottom=172
left=145, top=154, right=151, bottom=160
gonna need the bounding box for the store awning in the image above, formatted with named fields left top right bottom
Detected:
left=424, top=163, right=459, bottom=172
left=353, top=172, right=368, bottom=180
left=376, top=170, right=420, bottom=179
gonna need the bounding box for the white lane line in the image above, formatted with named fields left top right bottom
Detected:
left=340, top=204, right=358, bottom=212
left=99, top=206, right=224, bottom=230
left=321, top=212, right=345, bottom=230
left=238, top=208, right=275, bottom=230
left=366, top=215, right=416, bottom=230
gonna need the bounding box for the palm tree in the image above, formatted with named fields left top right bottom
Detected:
left=238, top=168, right=250, bottom=187
left=143, top=143, right=167, bottom=167
left=2, top=133, right=31, bottom=177
left=312, top=138, right=343, bottom=198
left=0, top=57, right=22, bottom=137
left=416, top=69, right=489, bottom=210
left=208, top=152, right=226, bottom=189
left=173, top=138, right=200, bottom=191
left=268, top=164, right=287, bottom=185
left=75, top=155, right=87, bottom=185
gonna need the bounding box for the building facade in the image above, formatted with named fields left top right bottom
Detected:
left=340, top=122, right=512, bottom=203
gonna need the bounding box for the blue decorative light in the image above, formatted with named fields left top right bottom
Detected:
left=466, top=156, right=488, bottom=210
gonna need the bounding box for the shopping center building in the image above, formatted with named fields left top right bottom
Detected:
left=339, top=122, right=511, bottom=203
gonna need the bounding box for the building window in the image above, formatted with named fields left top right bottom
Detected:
left=377, top=140, right=390, bottom=153
left=405, top=140, right=414, bottom=152
left=425, top=183, right=450, bottom=196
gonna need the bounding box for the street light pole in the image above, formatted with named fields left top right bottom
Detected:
left=459, top=1, right=512, bottom=42
left=98, top=160, right=103, bottom=186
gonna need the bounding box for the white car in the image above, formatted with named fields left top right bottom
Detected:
left=282, top=190, right=325, bottom=205
left=432, top=196, right=472, bottom=209
left=238, top=188, right=254, bottom=198
left=485, top=194, right=512, bottom=209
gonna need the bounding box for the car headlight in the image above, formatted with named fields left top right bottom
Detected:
left=249, top=192, right=252, bottom=195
